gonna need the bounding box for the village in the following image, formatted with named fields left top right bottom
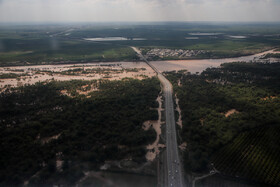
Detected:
left=144, top=48, right=207, bottom=59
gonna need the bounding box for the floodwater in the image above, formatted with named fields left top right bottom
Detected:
left=0, top=62, right=156, bottom=89
left=143, top=95, right=165, bottom=161
left=1, top=49, right=279, bottom=89
left=188, top=32, right=223, bottom=36
left=185, top=37, right=199, bottom=40
left=175, top=94, right=182, bottom=129
left=228, top=35, right=247, bottom=39
left=84, top=37, right=146, bottom=41
left=150, top=49, right=280, bottom=73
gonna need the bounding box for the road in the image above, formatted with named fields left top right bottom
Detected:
left=131, top=47, right=184, bottom=187
left=192, top=171, right=217, bottom=187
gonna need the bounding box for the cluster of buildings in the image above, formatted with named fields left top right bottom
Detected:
left=144, top=48, right=206, bottom=59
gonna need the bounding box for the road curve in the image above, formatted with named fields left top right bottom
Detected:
left=131, top=47, right=184, bottom=187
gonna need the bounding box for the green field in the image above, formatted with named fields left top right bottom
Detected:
left=212, top=126, right=280, bottom=186
left=0, top=37, right=137, bottom=66
left=1, top=23, right=280, bottom=66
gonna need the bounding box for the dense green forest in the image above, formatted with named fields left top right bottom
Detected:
left=212, top=126, right=280, bottom=186
left=165, top=62, right=280, bottom=179
left=0, top=77, right=160, bottom=186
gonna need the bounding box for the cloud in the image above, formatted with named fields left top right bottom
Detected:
left=0, top=0, right=280, bottom=22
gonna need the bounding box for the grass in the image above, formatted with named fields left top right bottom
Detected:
left=0, top=38, right=137, bottom=66
left=186, top=40, right=268, bottom=51
left=0, top=23, right=280, bottom=66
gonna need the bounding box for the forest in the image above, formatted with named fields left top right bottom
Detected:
left=0, top=77, right=160, bottom=186
left=165, top=62, right=280, bottom=184
left=212, top=125, right=280, bottom=186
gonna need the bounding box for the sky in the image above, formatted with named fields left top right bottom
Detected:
left=0, top=0, right=280, bottom=23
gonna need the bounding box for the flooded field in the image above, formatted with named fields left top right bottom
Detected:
left=143, top=95, right=165, bottom=161
left=1, top=49, right=279, bottom=90
left=188, top=32, right=223, bottom=36
left=228, top=35, right=247, bottom=39
left=0, top=62, right=156, bottom=90
left=84, top=37, right=146, bottom=41
left=185, top=37, right=199, bottom=40
left=150, top=49, right=280, bottom=73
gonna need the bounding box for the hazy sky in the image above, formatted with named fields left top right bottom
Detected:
left=0, top=0, right=280, bottom=23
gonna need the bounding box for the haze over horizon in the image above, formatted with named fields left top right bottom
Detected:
left=0, top=0, right=280, bottom=23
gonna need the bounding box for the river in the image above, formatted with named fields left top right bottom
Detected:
left=150, top=49, right=280, bottom=73
left=0, top=49, right=279, bottom=89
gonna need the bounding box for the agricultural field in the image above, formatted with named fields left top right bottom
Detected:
left=212, top=126, right=280, bottom=186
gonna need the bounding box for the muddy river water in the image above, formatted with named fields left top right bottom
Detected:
left=150, top=49, right=280, bottom=73
left=0, top=62, right=156, bottom=89
left=0, top=49, right=279, bottom=89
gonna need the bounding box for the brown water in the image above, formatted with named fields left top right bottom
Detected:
left=0, top=62, right=156, bottom=89
left=143, top=94, right=165, bottom=162
left=1, top=49, right=279, bottom=89
left=84, top=37, right=146, bottom=41
left=175, top=94, right=182, bottom=129
left=150, top=49, right=280, bottom=73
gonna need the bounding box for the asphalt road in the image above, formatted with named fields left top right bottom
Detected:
left=131, top=47, right=184, bottom=187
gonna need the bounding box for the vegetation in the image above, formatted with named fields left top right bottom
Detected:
left=0, top=41, right=138, bottom=66
left=52, top=67, right=145, bottom=76
left=0, top=73, right=27, bottom=79
left=212, top=126, right=280, bottom=186
left=1, top=23, right=280, bottom=66
left=165, top=62, right=280, bottom=183
left=261, top=53, right=280, bottom=59
left=0, top=77, right=160, bottom=186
